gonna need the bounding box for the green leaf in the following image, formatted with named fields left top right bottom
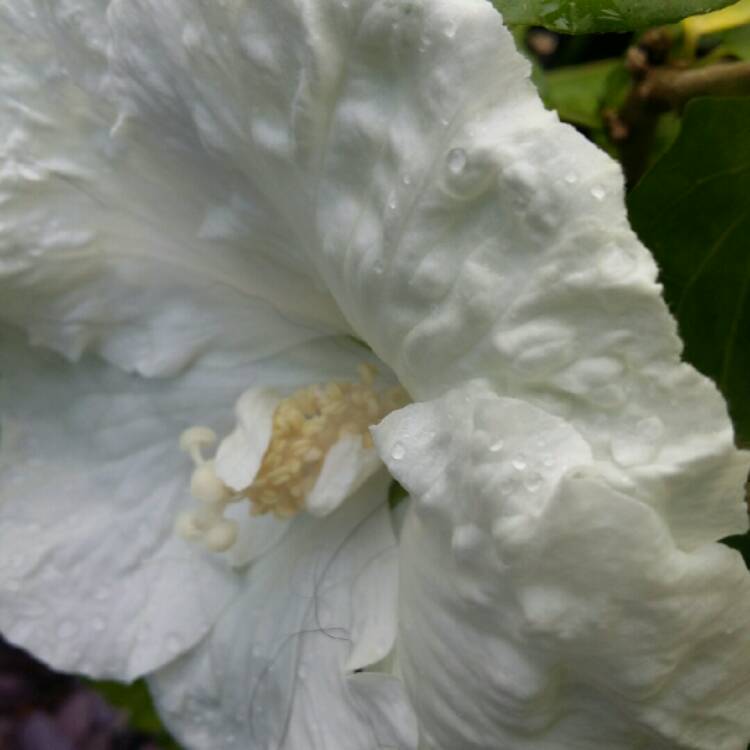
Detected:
left=628, top=97, right=750, bottom=447
left=495, top=0, right=734, bottom=34
left=719, top=24, right=750, bottom=58
left=87, top=678, right=181, bottom=748
left=543, top=58, right=622, bottom=127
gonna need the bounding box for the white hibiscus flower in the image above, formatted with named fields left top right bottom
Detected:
left=1, top=2, right=749, bottom=750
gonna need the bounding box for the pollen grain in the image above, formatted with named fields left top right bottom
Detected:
left=244, top=364, right=408, bottom=517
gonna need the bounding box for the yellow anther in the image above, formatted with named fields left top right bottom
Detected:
left=303, top=447, right=323, bottom=463
left=205, top=519, right=238, bottom=552
left=322, top=400, right=347, bottom=417
left=190, top=462, right=231, bottom=505
left=242, top=366, right=409, bottom=518
left=180, top=426, right=217, bottom=466
left=302, top=418, right=325, bottom=436
left=338, top=423, right=359, bottom=438
left=178, top=365, right=410, bottom=552
left=325, top=382, right=344, bottom=400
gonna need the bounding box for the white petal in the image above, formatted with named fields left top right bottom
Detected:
left=223, top=505, right=289, bottom=570
left=149, top=473, right=414, bottom=750
left=374, top=385, right=750, bottom=750
left=0, top=327, right=239, bottom=679
left=347, top=673, right=419, bottom=750
left=214, top=388, right=282, bottom=492
left=306, top=434, right=383, bottom=517
left=0, top=326, right=382, bottom=680
left=0, top=2, right=346, bottom=373
left=311, top=0, right=745, bottom=547
left=4, top=0, right=737, bottom=558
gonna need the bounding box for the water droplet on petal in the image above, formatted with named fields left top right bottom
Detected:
left=610, top=416, right=664, bottom=467
left=165, top=633, right=183, bottom=655
left=564, top=171, right=578, bottom=185
left=446, top=147, right=467, bottom=175
left=452, top=524, right=483, bottom=561
left=511, top=455, right=527, bottom=471
left=591, top=185, right=607, bottom=201
left=391, top=442, right=406, bottom=461
left=489, top=440, right=504, bottom=453
left=523, top=472, right=544, bottom=493
left=598, top=242, right=638, bottom=281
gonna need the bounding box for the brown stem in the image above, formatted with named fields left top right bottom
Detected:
left=607, top=56, right=750, bottom=185
left=640, top=61, right=750, bottom=110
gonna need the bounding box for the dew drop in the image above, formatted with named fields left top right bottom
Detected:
left=511, top=455, right=527, bottom=471
left=391, top=442, right=406, bottom=461
left=446, top=147, right=467, bottom=175
left=402, top=173, right=412, bottom=186
left=372, top=260, right=384, bottom=276
left=444, top=21, right=456, bottom=38
left=564, top=171, right=578, bottom=185
left=451, top=524, right=483, bottom=560
left=489, top=440, right=504, bottom=453
left=165, top=633, right=183, bottom=655
left=523, top=472, right=544, bottom=493
left=610, top=416, right=664, bottom=467
left=598, top=242, right=638, bottom=281
left=637, top=415, right=664, bottom=441
left=387, top=195, right=397, bottom=210
left=591, top=185, right=607, bottom=201
left=92, top=616, right=106, bottom=633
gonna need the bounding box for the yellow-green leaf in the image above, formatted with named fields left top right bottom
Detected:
left=495, top=0, right=734, bottom=34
